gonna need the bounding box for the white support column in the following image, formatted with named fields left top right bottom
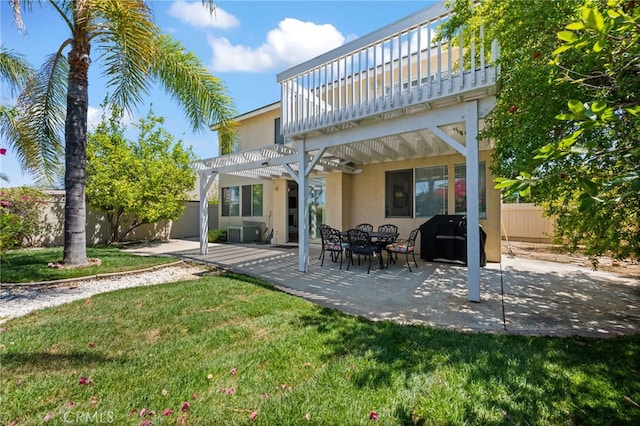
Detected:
left=295, top=141, right=310, bottom=272
left=465, top=100, right=480, bottom=302
left=198, top=171, right=216, bottom=255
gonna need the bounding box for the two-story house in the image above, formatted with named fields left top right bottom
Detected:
left=194, top=2, right=501, bottom=301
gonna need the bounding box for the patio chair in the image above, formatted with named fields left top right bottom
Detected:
left=320, top=226, right=348, bottom=268
left=377, top=223, right=399, bottom=264
left=355, top=223, right=374, bottom=233
left=318, top=224, right=331, bottom=260
left=385, top=228, right=419, bottom=272
left=346, top=228, right=377, bottom=274
left=353, top=223, right=374, bottom=265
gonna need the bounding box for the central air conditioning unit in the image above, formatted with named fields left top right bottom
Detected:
left=227, top=225, right=260, bottom=243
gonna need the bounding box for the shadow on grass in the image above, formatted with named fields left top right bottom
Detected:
left=220, top=271, right=279, bottom=291
left=297, top=306, right=640, bottom=425
left=3, top=350, right=127, bottom=372
left=1, top=246, right=176, bottom=283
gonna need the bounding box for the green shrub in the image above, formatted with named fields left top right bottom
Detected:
left=208, top=228, right=226, bottom=243
left=0, top=187, right=49, bottom=252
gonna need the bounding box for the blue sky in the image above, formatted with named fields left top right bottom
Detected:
left=1, top=0, right=436, bottom=187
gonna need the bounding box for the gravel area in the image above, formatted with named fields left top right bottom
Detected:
left=0, top=262, right=206, bottom=324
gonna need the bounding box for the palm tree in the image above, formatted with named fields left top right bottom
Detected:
left=7, top=0, right=236, bottom=266
left=0, top=46, right=36, bottom=182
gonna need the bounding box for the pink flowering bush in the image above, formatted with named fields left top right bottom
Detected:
left=0, top=187, right=49, bottom=252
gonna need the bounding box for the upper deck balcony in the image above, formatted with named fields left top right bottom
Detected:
left=276, top=3, right=499, bottom=140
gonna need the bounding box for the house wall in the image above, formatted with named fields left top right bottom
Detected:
left=271, top=178, right=289, bottom=244
left=324, top=172, right=351, bottom=232
left=217, top=174, right=273, bottom=240
left=218, top=107, right=281, bottom=241
left=237, top=108, right=280, bottom=150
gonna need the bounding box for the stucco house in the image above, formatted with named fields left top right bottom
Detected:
left=193, top=2, right=501, bottom=301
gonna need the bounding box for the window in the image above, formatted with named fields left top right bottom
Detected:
left=242, top=184, right=263, bottom=216
left=454, top=162, right=487, bottom=218
left=415, top=165, right=448, bottom=217
left=231, top=134, right=241, bottom=153
left=385, top=169, right=413, bottom=217
left=308, top=177, right=325, bottom=241
left=221, top=134, right=240, bottom=155
left=221, top=186, right=240, bottom=216
left=274, top=118, right=284, bottom=145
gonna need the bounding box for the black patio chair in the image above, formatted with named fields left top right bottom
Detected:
left=320, top=225, right=347, bottom=268
left=377, top=223, right=399, bottom=264
left=318, top=224, right=331, bottom=260
left=385, top=228, right=419, bottom=272
left=355, top=223, right=374, bottom=233
left=346, top=228, right=377, bottom=274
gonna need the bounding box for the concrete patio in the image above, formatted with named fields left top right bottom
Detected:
left=123, top=239, right=640, bottom=338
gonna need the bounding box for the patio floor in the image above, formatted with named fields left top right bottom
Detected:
left=124, top=239, right=640, bottom=338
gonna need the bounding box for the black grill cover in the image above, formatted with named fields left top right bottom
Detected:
left=419, top=215, right=486, bottom=266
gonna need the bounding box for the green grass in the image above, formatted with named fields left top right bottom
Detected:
left=0, top=247, right=177, bottom=283
left=1, top=272, right=639, bottom=425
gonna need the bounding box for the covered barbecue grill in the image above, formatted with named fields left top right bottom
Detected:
left=419, top=215, right=487, bottom=266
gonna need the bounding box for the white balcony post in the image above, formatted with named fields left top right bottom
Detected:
left=199, top=171, right=216, bottom=255
left=465, top=100, right=480, bottom=302
left=296, top=141, right=309, bottom=272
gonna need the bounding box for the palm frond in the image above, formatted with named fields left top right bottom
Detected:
left=152, top=34, right=237, bottom=139
left=10, top=0, right=26, bottom=34
left=0, top=45, right=33, bottom=95
left=11, top=0, right=53, bottom=35
left=200, top=0, right=217, bottom=16
left=10, top=52, right=68, bottom=184
left=48, top=0, right=75, bottom=34
left=89, top=0, right=159, bottom=112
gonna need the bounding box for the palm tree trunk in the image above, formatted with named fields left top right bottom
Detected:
left=63, top=45, right=90, bottom=265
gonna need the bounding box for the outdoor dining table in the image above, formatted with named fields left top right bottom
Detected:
left=341, top=230, right=399, bottom=270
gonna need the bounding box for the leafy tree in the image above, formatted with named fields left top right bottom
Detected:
left=87, top=107, right=196, bottom=243
left=498, top=0, right=639, bottom=262
left=6, top=1, right=236, bottom=266
left=444, top=0, right=639, bottom=262
left=0, top=187, right=49, bottom=252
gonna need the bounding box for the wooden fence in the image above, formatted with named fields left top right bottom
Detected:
left=34, top=192, right=218, bottom=246
left=501, top=203, right=555, bottom=243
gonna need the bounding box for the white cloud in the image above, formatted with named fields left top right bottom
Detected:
left=209, top=18, right=345, bottom=72
left=168, top=1, right=239, bottom=29
left=87, top=106, right=134, bottom=131
left=87, top=106, right=103, bottom=130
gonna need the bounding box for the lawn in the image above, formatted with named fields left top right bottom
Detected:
left=1, top=271, right=639, bottom=425
left=0, top=247, right=177, bottom=283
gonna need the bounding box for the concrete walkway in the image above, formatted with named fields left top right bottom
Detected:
left=123, top=239, right=640, bottom=338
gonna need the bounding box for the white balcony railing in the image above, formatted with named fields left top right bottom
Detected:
left=276, top=3, right=499, bottom=138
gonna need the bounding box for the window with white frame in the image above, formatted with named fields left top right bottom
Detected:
left=221, top=186, right=240, bottom=216
left=242, top=184, right=263, bottom=216
left=415, top=165, right=448, bottom=217
left=454, top=162, right=487, bottom=218
left=274, top=118, right=284, bottom=145
left=385, top=169, right=413, bottom=218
